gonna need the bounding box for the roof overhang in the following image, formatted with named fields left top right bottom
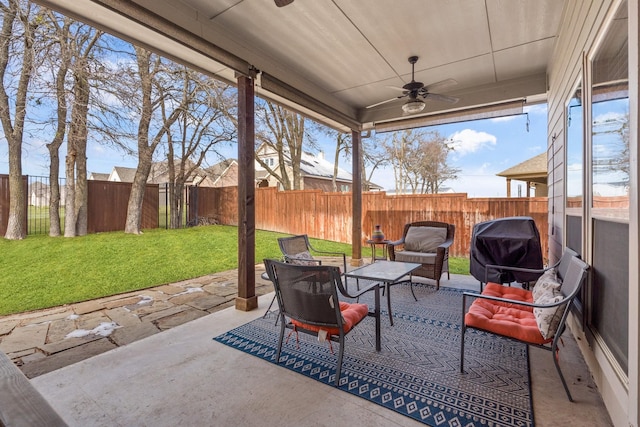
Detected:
left=34, top=0, right=564, bottom=133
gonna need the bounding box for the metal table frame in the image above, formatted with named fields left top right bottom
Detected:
left=344, top=260, right=421, bottom=326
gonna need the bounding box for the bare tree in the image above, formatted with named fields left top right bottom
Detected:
left=62, top=25, right=102, bottom=237
left=163, top=67, right=236, bottom=228
left=382, top=129, right=458, bottom=194
left=0, top=0, right=44, bottom=239
left=320, top=128, right=351, bottom=192
left=255, top=101, right=311, bottom=190
left=592, top=111, right=629, bottom=183
left=118, top=47, right=185, bottom=234
left=361, top=134, right=389, bottom=191
left=41, top=12, right=72, bottom=237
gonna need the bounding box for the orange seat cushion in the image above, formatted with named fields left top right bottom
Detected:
left=291, top=301, right=369, bottom=336
left=465, top=298, right=551, bottom=345
left=482, top=282, right=534, bottom=311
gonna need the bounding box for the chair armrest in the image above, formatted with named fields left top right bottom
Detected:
left=337, top=280, right=380, bottom=300
left=387, top=238, right=404, bottom=260
left=439, top=236, right=454, bottom=249
left=484, top=263, right=548, bottom=284
left=306, top=241, right=347, bottom=266
left=387, top=237, right=404, bottom=246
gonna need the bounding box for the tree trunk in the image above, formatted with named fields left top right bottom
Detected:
left=47, top=145, right=62, bottom=236
left=72, top=70, right=90, bottom=236
left=0, top=1, right=40, bottom=240
left=64, top=148, right=76, bottom=237
left=5, top=143, right=25, bottom=239
left=125, top=147, right=153, bottom=234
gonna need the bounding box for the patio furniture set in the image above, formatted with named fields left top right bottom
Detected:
left=263, top=217, right=589, bottom=401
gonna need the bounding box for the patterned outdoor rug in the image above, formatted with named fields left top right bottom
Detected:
left=214, top=283, right=533, bottom=427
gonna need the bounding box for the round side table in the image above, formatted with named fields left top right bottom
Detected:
left=367, top=239, right=390, bottom=263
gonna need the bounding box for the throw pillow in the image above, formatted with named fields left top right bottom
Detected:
left=532, top=268, right=561, bottom=300
left=404, top=226, right=447, bottom=252
left=288, top=251, right=316, bottom=266
left=533, top=285, right=566, bottom=339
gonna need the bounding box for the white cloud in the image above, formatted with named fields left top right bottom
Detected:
left=447, top=129, right=497, bottom=156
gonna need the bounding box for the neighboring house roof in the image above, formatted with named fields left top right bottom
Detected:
left=110, top=166, right=137, bottom=183
left=203, top=159, right=238, bottom=187
left=299, top=151, right=351, bottom=182
left=496, top=153, right=547, bottom=184
left=255, top=142, right=383, bottom=188
left=205, top=158, right=236, bottom=181
left=89, top=172, right=110, bottom=181
left=148, top=159, right=206, bottom=184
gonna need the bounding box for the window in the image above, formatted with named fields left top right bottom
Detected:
left=566, top=81, right=583, bottom=208
left=590, top=3, right=629, bottom=218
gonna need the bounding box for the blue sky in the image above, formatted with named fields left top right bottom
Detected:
left=363, top=104, right=547, bottom=197
left=2, top=104, right=546, bottom=198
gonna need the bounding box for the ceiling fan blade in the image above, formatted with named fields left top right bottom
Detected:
left=424, top=92, right=459, bottom=104
left=274, top=0, right=294, bottom=7
left=424, top=78, right=458, bottom=92
left=366, top=95, right=406, bottom=109
left=385, top=85, right=409, bottom=93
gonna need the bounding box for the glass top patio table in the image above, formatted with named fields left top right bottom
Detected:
left=344, top=260, right=421, bottom=326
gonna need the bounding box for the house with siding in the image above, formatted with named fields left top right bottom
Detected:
left=255, top=143, right=381, bottom=191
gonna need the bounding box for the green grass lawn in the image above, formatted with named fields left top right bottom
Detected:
left=0, top=226, right=470, bottom=316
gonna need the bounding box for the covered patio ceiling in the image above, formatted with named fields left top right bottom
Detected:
left=37, top=0, right=565, bottom=133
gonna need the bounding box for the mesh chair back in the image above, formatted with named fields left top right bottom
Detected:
left=556, top=248, right=579, bottom=282
left=266, top=260, right=343, bottom=330
left=278, top=235, right=312, bottom=259
left=559, top=256, right=588, bottom=299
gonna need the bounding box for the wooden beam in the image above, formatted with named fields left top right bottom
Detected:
left=351, top=130, right=363, bottom=266
left=236, top=75, right=258, bottom=311
left=0, top=351, right=68, bottom=426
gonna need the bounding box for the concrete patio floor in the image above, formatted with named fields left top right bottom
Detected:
left=21, top=271, right=612, bottom=427
left=0, top=259, right=613, bottom=426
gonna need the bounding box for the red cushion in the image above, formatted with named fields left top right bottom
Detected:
left=465, top=298, right=551, bottom=345
left=482, top=282, right=534, bottom=311
left=291, top=301, right=369, bottom=336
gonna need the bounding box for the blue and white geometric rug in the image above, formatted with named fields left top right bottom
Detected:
left=214, top=283, right=533, bottom=427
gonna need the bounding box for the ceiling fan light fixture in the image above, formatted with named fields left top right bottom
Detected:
left=402, top=98, right=426, bottom=114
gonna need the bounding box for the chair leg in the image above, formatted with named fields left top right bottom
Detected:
left=263, top=294, right=279, bottom=325
left=408, top=274, right=417, bottom=301
left=276, top=320, right=286, bottom=364
left=460, top=294, right=467, bottom=372
left=552, top=335, right=574, bottom=401
left=335, top=335, right=345, bottom=387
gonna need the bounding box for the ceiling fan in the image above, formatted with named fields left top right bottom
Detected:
left=274, top=0, right=294, bottom=7
left=367, top=56, right=459, bottom=114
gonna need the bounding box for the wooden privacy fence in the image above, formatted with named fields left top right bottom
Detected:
left=87, top=181, right=159, bottom=233
left=190, top=186, right=549, bottom=258
left=0, top=175, right=28, bottom=236
left=0, top=175, right=159, bottom=235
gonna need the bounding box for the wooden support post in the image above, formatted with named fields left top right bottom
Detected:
left=235, top=74, right=257, bottom=311
left=506, top=178, right=512, bottom=198
left=351, top=130, right=363, bottom=266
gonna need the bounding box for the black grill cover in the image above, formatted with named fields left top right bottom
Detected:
left=470, top=216, right=543, bottom=284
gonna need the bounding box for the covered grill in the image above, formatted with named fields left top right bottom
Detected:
left=469, top=216, right=543, bottom=284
